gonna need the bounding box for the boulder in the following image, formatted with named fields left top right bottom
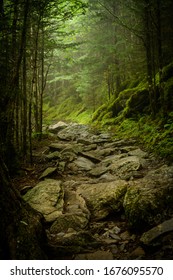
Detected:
left=123, top=167, right=173, bottom=229
left=77, top=180, right=128, bottom=220
left=23, top=179, right=64, bottom=222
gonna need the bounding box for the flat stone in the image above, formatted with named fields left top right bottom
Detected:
left=73, top=157, right=95, bottom=171
left=78, top=151, right=101, bottom=163
left=89, top=165, right=108, bottom=177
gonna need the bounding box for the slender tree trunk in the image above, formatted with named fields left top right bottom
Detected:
left=144, top=0, right=156, bottom=116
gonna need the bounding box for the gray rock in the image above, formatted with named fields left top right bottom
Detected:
left=78, top=151, right=101, bottom=163
left=128, top=148, right=148, bottom=158
left=109, top=156, right=145, bottom=179
left=72, top=156, right=95, bottom=171
left=50, top=212, right=89, bottom=234
left=57, top=123, right=90, bottom=141
left=77, top=180, right=128, bottom=220
left=50, top=190, right=90, bottom=234
left=48, top=121, right=68, bottom=133
left=89, top=165, right=108, bottom=177
left=23, top=179, right=64, bottom=222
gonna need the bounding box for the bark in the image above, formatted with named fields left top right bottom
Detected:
left=0, top=155, right=47, bottom=259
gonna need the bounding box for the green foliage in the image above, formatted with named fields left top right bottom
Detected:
left=43, top=97, right=92, bottom=125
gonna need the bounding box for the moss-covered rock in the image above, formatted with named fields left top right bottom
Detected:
left=124, top=89, right=150, bottom=118
left=77, top=180, right=128, bottom=220
left=123, top=165, right=173, bottom=230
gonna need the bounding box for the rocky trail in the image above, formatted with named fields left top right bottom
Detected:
left=13, top=122, right=173, bottom=259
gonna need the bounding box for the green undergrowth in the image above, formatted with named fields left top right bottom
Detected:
left=43, top=97, right=92, bottom=125
left=91, top=63, right=173, bottom=160
left=113, top=114, right=173, bottom=160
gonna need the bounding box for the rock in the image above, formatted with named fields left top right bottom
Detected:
left=89, top=165, right=108, bottom=177
left=83, top=144, right=97, bottom=151
left=102, top=154, right=126, bottom=165
left=57, top=123, right=90, bottom=141
left=109, top=156, right=145, bottom=179
left=23, top=179, right=64, bottom=222
left=96, top=147, right=116, bottom=157
left=50, top=190, right=90, bottom=234
left=48, top=121, right=68, bottom=133
left=74, top=250, right=113, bottom=260
left=49, top=142, right=68, bottom=151
left=77, top=180, right=128, bottom=220
left=140, top=218, right=173, bottom=245
left=78, top=151, right=101, bottom=163
left=72, top=156, right=95, bottom=171
left=123, top=174, right=173, bottom=229
left=120, top=231, right=131, bottom=241
left=77, top=138, right=93, bottom=145
left=46, top=151, right=61, bottom=161
left=50, top=212, right=89, bottom=234
left=128, top=148, right=148, bottom=158
left=129, top=246, right=145, bottom=259
left=146, top=164, right=173, bottom=180
left=65, top=190, right=90, bottom=217
left=39, top=167, right=57, bottom=180
left=48, top=231, right=101, bottom=257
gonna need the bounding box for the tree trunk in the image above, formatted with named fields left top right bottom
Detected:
left=0, top=155, right=47, bottom=259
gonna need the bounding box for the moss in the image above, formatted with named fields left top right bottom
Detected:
left=124, top=183, right=173, bottom=230
left=124, top=89, right=150, bottom=118
left=92, top=104, right=107, bottom=122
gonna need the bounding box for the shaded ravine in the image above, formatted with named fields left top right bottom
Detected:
left=17, top=122, right=173, bottom=259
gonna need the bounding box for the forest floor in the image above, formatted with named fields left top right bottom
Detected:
left=12, top=122, right=173, bottom=260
